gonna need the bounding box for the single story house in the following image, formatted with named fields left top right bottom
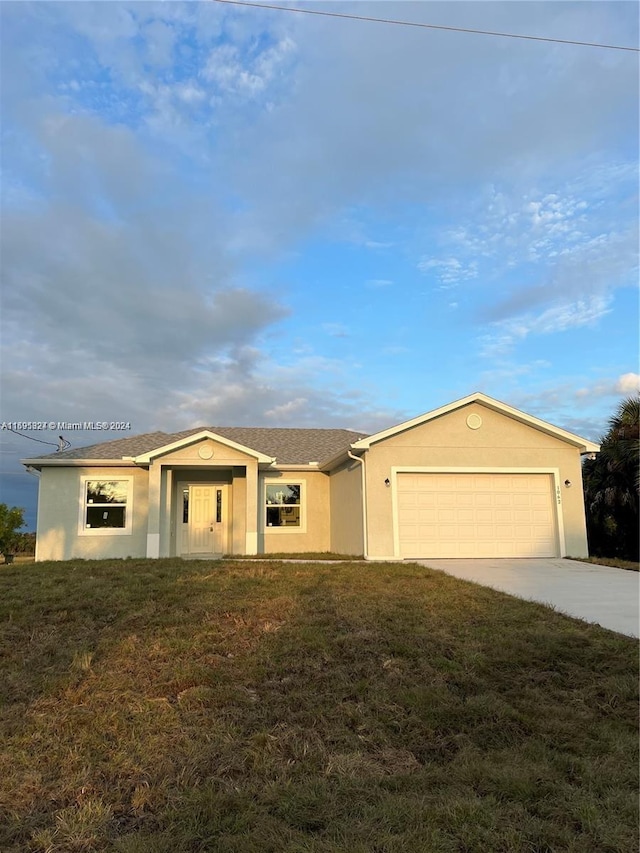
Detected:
left=22, top=393, right=600, bottom=562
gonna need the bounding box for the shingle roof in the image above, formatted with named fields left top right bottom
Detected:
left=25, top=427, right=369, bottom=466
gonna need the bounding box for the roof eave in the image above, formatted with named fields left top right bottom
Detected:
left=319, top=447, right=365, bottom=472
left=133, top=429, right=275, bottom=465
left=351, top=392, right=601, bottom=453
left=21, top=458, right=137, bottom=469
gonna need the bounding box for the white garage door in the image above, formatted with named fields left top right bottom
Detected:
left=397, top=473, right=558, bottom=558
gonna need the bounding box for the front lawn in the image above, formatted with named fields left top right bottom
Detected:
left=1, top=559, right=637, bottom=852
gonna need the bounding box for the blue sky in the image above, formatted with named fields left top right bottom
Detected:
left=1, top=1, right=638, bottom=528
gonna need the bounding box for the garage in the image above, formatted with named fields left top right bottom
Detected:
left=397, top=472, right=559, bottom=558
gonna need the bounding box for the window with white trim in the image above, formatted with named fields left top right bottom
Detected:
left=265, top=483, right=302, bottom=528
left=79, top=478, right=133, bottom=535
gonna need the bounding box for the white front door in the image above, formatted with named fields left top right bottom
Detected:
left=184, top=484, right=228, bottom=555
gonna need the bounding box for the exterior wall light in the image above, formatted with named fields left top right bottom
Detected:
left=384, top=478, right=390, bottom=487
left=564, top=480, right=572, bottom=487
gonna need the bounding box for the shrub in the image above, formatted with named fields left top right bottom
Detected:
left=0, top=504, right=26, bottom=557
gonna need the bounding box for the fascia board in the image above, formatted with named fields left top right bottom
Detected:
left=319, top=449, right=363, bottom=472
left=21, top=459, right=136, bottom=468
left=133, top=429, right=275, bottom=464
left=351, top=392, right=601, bottom=453
left=269, top=463, right=322, bottom=472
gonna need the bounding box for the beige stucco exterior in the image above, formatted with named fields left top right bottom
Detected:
left=362, top=403, right=589, bottom=558
left=35, top=465, right=148, bottom=561
left=32, top=439, right=335, bottom=561
left=260, top=470, right=331, bottom=554
left=28, top=395, right=596, bottom=563
left=329, top=458, right=364, bottom=555
left=135, top=435, right=264, bottom=557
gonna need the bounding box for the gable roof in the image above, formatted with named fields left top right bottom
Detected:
left=132, top=429, right=276, bottom=465
left=351, top=392, right=601, bottom=453
left=22, top=426, right=369, bottom=468
left=20, top=392, right=601, bottom=471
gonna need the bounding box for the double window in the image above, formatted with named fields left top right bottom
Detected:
left=265, top=483, right=302, bottom=529
left=79, top=478, right=132, bottom=535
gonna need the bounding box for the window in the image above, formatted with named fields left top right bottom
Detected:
left=265, top=483, right=301, bottom=528
left=216, top=488, right=223, bottom=523
left=79, top=478, right=132, bottom=535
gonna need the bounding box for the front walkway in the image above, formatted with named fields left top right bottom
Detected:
left=417, top=558, right=639, bottom=638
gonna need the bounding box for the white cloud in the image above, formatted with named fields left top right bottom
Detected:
left=143, top=19, right=176, bottom=68
left=0, top=0, right=637, bottom=507
left=202, top=35, right=296, bottom=98
left=617, top=373, right=640, bottom=394
left=417, top=257, right=478, bottom=286
left=264, top=398, right=309, bottom=420
left=175, top=83, right=206, bottom=104
left=222, top=1, right=637, bottom=249
left=479, top=295, right=614, bottom=358
left=575, top=373, right=640, bottom=399
left=507, top=371, right=640, bottom=441
left=365, top=279, right=393, bottom=288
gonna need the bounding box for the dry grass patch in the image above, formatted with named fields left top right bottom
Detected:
left=1, top=558, right=637, bottom=852
left=565, top=556, right=639, bottom=572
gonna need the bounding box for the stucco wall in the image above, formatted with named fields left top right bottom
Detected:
left=156, top=438, right=258, bottom=466
left=159, top=440, right=257, bottom=555
left=35, top=466, right=148, bottom=561
left=364, top=403, right=589, bottom=558
left=260, top=470, right=331, bottom=553
left=329, top=459, right=364, bottom=555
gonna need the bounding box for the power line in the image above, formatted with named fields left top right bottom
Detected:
left=4, top=428, right=70, bottom=451
left=212, top=0, right=640, bottom=53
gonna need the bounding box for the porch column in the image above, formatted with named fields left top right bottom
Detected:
left=159, top=468, right=172, bottom=557
left=245, top=461, right=258, bottom=554
left=146, top=462, right=161, bottom=558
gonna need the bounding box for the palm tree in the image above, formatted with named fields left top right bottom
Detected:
left=582, top=396, right=640, bottom=561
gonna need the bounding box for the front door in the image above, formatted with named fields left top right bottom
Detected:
left=183, top=484, right=228, bottom=555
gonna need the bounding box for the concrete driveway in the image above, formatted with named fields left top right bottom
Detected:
left=417, top=558, right=639, bottom=638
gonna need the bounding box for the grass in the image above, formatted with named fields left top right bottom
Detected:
left=566, top=556, right=639, bottom=572
left=223, top=552, right=365, bottom=561
left=1, top=558, right=637, bottom=853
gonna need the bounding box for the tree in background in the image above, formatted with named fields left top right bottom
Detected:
left=582, top=396, right=640, bottom=561
left=0, top=503, right=26, bottom=562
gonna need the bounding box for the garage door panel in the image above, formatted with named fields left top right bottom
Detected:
left=495, top=494, right=514, bottom=507
left=417, top=493, right=437, bottom=507
left=398, top=473, right=558, bottom=558
left=531, top=494, right=550, bottom=508
left=476, top=509, right=494, bottom=522
left=495, top=510, right=513, bottom=522
left=532, top=509, right=552, bottom=522
left=513, top=494, right=532, bottom=507
left=457, top=509, right=475, bottom=522
left=474, top=494, right=492, bottom=507
left=514, top=509, right=533, bottom=522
